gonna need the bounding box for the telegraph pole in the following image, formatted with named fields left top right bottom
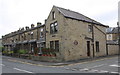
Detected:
left=92, top=22, right=95, bottom=57
left=117, top=22, right=120, bottom=55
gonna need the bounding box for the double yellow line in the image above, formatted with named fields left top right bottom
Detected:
left=7, top=56, right=118, bottom=67
left=7, top=59, right=64, bottom=67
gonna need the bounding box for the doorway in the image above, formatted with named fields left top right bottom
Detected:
left=87, top=41, right=90, bottom=56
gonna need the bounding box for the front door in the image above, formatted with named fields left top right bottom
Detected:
left=87, top=41, right=90, bottom=56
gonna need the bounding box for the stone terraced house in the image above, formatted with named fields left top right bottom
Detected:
left=2, top=23, right=45, bottom=54
left=2, top=6, right=110, bottom=61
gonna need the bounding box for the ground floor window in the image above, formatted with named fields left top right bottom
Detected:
left=50, top=40, right=59, bottom=52
left=50, top=41, right=54, bottom=49
left=40, top=42, right=46, bottom=49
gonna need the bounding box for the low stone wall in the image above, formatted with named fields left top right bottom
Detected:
left=2, top=53, right=63, bottom=62
left=30, top=53, right=62, bottom=62
left=31, top=55, right=62, bottom=62
left=107, top=44, right=119, bottom=55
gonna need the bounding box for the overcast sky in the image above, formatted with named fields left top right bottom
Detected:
left=0, top=0, right=119, bottom=38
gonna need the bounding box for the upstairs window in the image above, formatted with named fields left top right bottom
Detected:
left=54, top=22, right=58, bottom=32
left=50, top=23, right=54, bottom=34
left=50, top=22, right=58, bottom=34
left=31, top=32, right=34, bottom=39
left=108, top=34, right=112, bottom=40
left=88, top=25, right=92, bottom=32
left=40, top=28, right=44, bottom=38
left=52, top=11, right=55, bottom=20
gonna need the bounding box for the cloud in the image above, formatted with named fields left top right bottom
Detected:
left=91, top=9, right=118, bottom=25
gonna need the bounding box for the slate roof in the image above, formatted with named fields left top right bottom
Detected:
left=55, top=6, right=108, bottom=27
left=3, top=24, right=45, bottom=38
left=106, top=27, right=114, bottom=33
left=107, top=27, right=119, bottom=34
left=107, top=40, right=118, bottom=45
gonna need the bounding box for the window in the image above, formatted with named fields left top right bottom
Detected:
left=40, top=42, right=45, bottom=49
left=50, top=22, right=58, bottom=34
left=22, top=35, right=23, bottom=38
left=50, top=41, right=54, bottom=49
left=24, top=34, right=26, bottom=40
left=31, top=32, right=33, bottom=34
left=40, top=28, right=44, bottom=38
left=96, top=41, right=99, bottom=52
left=88, top=25, right=92, bottom=32
left=50, top=40, right=59, bottom=52
left=31, top=32, right=34, bottom=39
left=55, top=40, right=59, bottom=52
left=52, top=11, right=55, bottom=20
left=54, top=22, right=58, bottom=32
left=108, top=34, right=112, bottom=40
left=50, top=23, right=54, bottom=34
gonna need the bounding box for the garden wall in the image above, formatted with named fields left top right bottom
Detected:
left=107, top=44, right=119, bottom=55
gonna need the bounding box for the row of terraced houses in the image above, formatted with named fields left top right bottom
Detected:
left=2, top=6, right=119, bottom=61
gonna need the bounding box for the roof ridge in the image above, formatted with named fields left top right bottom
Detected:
left=55, top=6, right=103, bottom=25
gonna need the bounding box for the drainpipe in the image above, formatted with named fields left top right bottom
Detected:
left=92, top=22, right=95, bottom=57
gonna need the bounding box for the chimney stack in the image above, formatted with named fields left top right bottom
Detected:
left=21, top=27, right=24, bottom=31
left=37, top=22, right=42, bottom=26
left=31, top=24, right=34, bottom=28
left=25, top=26, right=29, bottom=30
left=45, top=19, right=47, bottom=24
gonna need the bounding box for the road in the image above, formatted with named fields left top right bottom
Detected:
left=1, top=55, right=120, bottom=74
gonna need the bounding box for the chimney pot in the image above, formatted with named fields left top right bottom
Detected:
left=21, top=27, right=24, bottom=31
left=25, top=26, right=29, bottom=30
left=31, top=24, right=34, bottom=28
left=37, top=22, right=42, bottom=26
left=45, top=19, right=47, bottom=24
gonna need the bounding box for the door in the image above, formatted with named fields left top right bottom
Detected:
left=87, top=41, right=90, bottom=56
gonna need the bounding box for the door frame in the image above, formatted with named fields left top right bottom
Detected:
left=87, top=41, right=91, bottom=56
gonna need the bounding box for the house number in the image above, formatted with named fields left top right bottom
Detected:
left=74, top=40, right=78, bottom=45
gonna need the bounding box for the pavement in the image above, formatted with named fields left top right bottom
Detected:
left=2, top=54, right=119, bottom=67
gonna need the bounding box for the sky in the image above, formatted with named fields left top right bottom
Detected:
left=0, top=0, right=119, bottom=38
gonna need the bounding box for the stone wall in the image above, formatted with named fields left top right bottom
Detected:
left=107, top=44, right=119, bottom=55
left=45, top=6, right=107, bottom=61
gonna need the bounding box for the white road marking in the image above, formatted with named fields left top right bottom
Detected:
left=71, top=68, right=77, bottom=71
left=98, top=70, right=109, bottom=73
left=109, top=64, right=120, bottom=67
left=89, top=69, right=99, bottom=72
left=65, top=68, right=70, bottom=70
left=79, top=68, right=89, bottom=71
left=86, top=64, right=106, bottom=69
left=0, top=64, right=5, bottom=66
left=13, top=68, right=33, bottom=73
left=110, top=72, right=119, bottom=74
